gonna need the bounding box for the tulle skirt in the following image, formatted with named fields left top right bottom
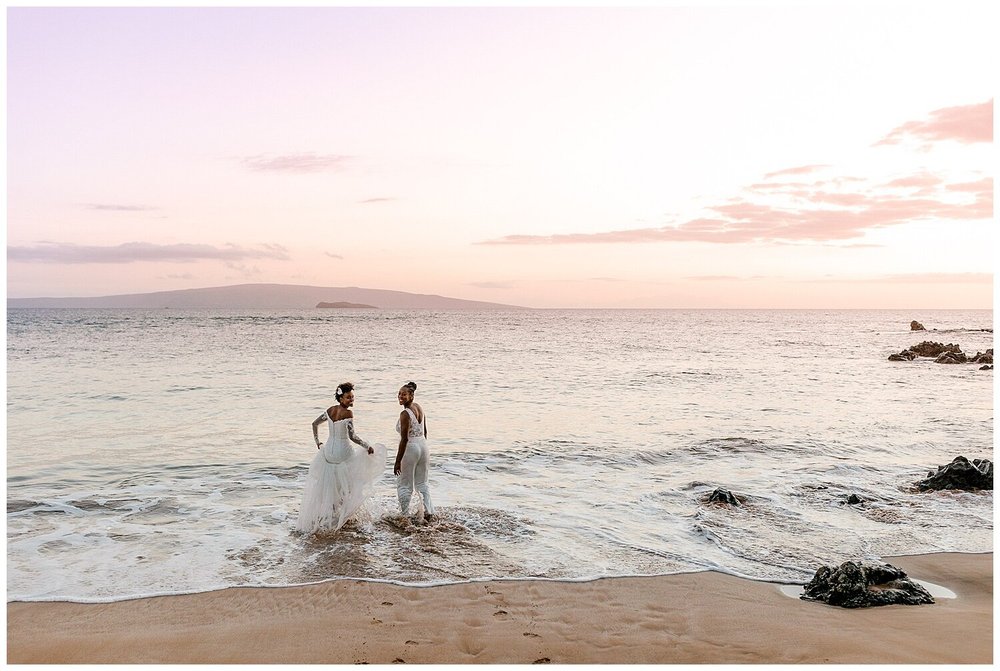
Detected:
left=296, top=440, right=387, bottom=534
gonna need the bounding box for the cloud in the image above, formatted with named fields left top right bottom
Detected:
left=479, top=102, right=991, bottom=247
left=480, top=164, right=990, bottom=248
left=478, top=177, right=990, bottom=246
left=875, top=100, right=993, bottom=146
left=946, top=177, right=992, bottom=193
left=240, top=153, right=353, bottom=173
left=359, top=197, right=396, bottom=204
left=805, top=272, right=992, bottom=284
left=324, top=252, right=344, bottom=259
left=875, top=272, right=992, bottom=284
left=468, top=281, right=514, bottom=289
left=84, top=203, right=158, bottom=211
left=883, top=173, right=944, bottom=189
left=225, top=262, right=264, bottom=278
left=164, top=272, right=196, bottom=280
left=763, top=164, right=829, bottom=180
left=7, top=242, right=291, bottom=264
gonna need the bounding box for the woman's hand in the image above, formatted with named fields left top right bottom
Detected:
left=367, top=446, right=374, bottom=455
left=394, top=460, right=402, bottom=476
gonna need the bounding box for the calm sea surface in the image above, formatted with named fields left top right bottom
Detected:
left=6, top=308, right=994, bottom=602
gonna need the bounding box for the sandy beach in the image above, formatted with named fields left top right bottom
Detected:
left=6, top=551, right=991, bottom=664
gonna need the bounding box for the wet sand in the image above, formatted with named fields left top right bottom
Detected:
left=6, top=552, right=991, bottom=664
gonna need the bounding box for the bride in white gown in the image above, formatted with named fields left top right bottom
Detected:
left=296, top=382, right=386, bottom=534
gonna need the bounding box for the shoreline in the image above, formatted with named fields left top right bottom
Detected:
left=7, top=548, right=993, bottom=605
left=7, top=551, right=992, bottom=664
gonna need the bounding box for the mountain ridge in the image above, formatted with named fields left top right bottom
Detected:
left=6, top=283, right=528, bottom=310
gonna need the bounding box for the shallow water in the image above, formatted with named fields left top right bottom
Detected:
left=6, top=308, right=993, bottom=601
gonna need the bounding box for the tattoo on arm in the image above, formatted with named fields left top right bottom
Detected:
left=346, top=419, right=370, bottom=448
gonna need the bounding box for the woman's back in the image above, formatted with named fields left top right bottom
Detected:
left=396, top=405, right=424, bottom=439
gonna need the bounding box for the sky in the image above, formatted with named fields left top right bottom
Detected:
left=5, top=4, right=997, bottom=308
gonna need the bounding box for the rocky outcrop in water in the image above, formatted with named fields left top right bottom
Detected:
left=917, top=456, right=993, bottom=491
left=981, top=365, right=993, bottom=371
left=888, top=343, right=991, bottom=366
left=912, top=341, right=962, bottom=357
left=935, top=349, right=995, bottom=365
left=846, top=494, right=863, bottom=505
left=800, top=561, right=934, bottom=608
left=901, top=321, right=992, bottom=334
left=705, top=488, right=742, bottom=505
left=970, top=349, right=993, bottom=365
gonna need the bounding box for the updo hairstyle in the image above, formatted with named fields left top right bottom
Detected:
left=404, top=381, right=417, bottom=394
left=335, top=381, right=355, bottom=401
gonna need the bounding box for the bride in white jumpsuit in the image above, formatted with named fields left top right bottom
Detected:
left=393, top=381, right=435, bottom=521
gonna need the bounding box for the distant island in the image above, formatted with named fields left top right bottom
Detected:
left=316, top=301, right=377, bottom=309
left=7, top=283, right=527, bottom=310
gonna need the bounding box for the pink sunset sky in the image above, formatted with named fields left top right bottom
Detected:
left=5, top=5, right=996, bottom=308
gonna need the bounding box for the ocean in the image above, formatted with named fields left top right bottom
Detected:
left=5, top=308, right=994, bottom=602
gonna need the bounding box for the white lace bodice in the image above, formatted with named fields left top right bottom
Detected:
left=322, top=415, right=366, bottom=463
left=328, top=415, right=351, bottom=441
left=395, top=407, right=424, bottom=439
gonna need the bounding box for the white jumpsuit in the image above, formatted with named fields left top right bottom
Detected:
left=396, top=407, right=434, bottom=516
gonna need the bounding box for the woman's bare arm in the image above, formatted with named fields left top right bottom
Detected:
left=394, top=411, right=409, bottom=475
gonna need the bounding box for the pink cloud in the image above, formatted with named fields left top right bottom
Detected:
left=468, top=281, right=514, bottom=289
left=84, top=203, right=158, bottom=212
left=480, top=101, right=991, bottom=247
left=875, top=100, right=993, bottom=146
left=762, top=164, right=829, bottom=180
left=805, top=273, right=991, bottom=284
left=884, top=173, right=944, bottom=189
left=479, top=182, right=989, bottom=246
left=878, top=272, right=992, bottom=284
left=947, top=177, right=993, bottom=193
left=240, top=153, right=353, bottom=173
left=8, top=242, right=290, bottom=263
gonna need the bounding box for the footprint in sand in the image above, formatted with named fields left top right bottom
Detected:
left=371, top=618, right=383, bottom=624
left=404, top=640, right=418, bottom=646
left=392, top=658, right=406, bottom=664
left=381, top=601, right=394, bottom=606
left=493, top=610, right=508, bottom=617
left=533, top=658, right=551, bottom=664
left=523, top=632, right=540, bottom=638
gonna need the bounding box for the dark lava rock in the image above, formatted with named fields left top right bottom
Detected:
left=935, top=351, right=968, bottom=364
left=846, top=494, right=863, bottom=505
left=910, top=321, right=926, bottom=331
left=706, top=488, right=741, bottom=505
left=918, top=456, right=993, bottom=491
left=801, top=561, right=934, bottom=608
left=908, top=341, right=962, bottom=358
left=887, top=342, right=992, bottom=364
left=970, top=349, right=993, bottom=364
left=981, top=365, right=993, bottom=371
